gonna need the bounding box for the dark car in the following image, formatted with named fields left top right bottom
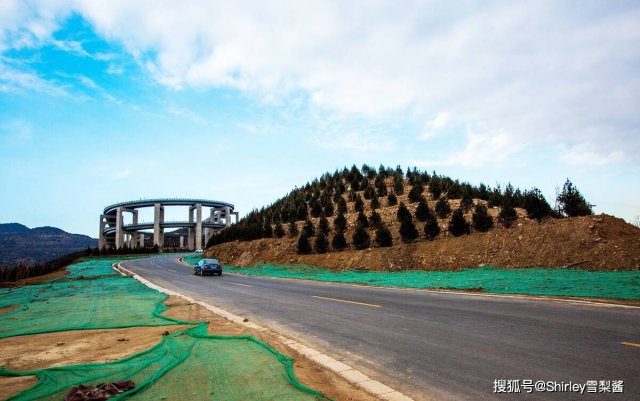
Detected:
left=194, top=259, right=222, bottom=276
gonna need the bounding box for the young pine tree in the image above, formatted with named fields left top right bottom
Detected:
left=369, top=210, right=383, bottom=229
left=356, top=210, right=369, bottom=228
left=393, top=174, right=404, bottom=195
left=397, top=202, right=412, bottom=222
left=274, top=221, right=285, bottom=238
left=331, top=231, right=348, bottom=250
left=337, top=197, right=348, bottom=214
left=435, top=197, right=452, bottom=219
left=302, top=219, right=315, bottom=237
left=498, top=203, right=518, bottom=228
left=288, top=221, right=299, bottom=237
left=387, top=192, right=398, bottom=206
left=297, top=232, right=312, bottom=254
left=354, top=195, right=365, bottom=213
left=318, top=215, right=330, bottom=235
left=415, top=196, right=430, bottom=222
left=370, top=193, right=380, bottom=209
left=323, top=201, right=335, bottom=217
left=314, top=232, right=329, bottom=254
left=556, top=179, right=593, bottom=217
left=471, top=204, right=493, bottom=232
left=352, top=223, right=371, bottom=250
left=399, top=215, right=419, bottom=243
left=523, top=188, right=552, bottom=221
left=448, top=208, right=470, bottom=237
left=424, top=213, right=440, bottom=240
left=375, top=224, right=393, bottom=247
left=333, top=212, right=347, bottom=232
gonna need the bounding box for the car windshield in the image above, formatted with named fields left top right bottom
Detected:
left=202, top=259, right=219, bottom=265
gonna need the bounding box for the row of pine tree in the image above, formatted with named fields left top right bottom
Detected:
left=207, top=164, right=592, bottom=253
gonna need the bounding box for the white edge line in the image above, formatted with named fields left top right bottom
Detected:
left=113, top=262, right=416, bottom=401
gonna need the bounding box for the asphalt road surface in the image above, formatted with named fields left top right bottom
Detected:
left=123, top=254, right=640, bottom=401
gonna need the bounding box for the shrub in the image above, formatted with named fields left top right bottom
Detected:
left=448, top=208, right=470, bottom=236
left=472, top=204, right=493, bottom=232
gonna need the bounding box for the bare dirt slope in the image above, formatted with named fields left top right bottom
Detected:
left=207, top=214, right=640, bottom=271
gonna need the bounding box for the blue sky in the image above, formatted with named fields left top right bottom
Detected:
left=1, top=1, right=639, bottom=236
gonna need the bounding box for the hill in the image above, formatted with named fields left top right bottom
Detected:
left=204, top=165, right=640, bottom=271
left=0, top=223, right=97, bottom=267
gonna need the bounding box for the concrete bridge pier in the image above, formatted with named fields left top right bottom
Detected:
left=98, top=215, right=107, bottom=249
left=154, top=203, right=164, bottom=248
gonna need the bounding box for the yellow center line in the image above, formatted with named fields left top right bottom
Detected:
left=621, top=341, right=640, bottom=348
left=230, top=282, right=254, bottom=288
left=311, top=295, right=381, bottom=308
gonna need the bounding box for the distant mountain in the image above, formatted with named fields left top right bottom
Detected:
left=0, top=223, right=30, bottom=234
left=0, top=223, right=98, bottom=267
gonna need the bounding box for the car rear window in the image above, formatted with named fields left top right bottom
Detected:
left=203, top=259, right=219, bottom=265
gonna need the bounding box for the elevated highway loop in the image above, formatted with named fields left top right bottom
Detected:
left=99, top=198, right=238, bottom=251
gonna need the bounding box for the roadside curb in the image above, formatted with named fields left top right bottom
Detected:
left=113, top=262, right=416, bottom=401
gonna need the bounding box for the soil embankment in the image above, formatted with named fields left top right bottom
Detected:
left=206, top=214, right=640, bottom=271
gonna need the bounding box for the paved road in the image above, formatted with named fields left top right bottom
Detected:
left=123, top=255, right=640, bottom=401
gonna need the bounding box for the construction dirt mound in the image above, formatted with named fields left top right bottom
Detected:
left=206, top=214, right=640, bottom=271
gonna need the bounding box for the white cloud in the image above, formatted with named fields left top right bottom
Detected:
left=1, top=1, right=639, bottom=165
left=419, top=112, right=451, bottom=140
left=413, top=130, right=522, bottom=167
left=0, top=62, right=70, bottom=96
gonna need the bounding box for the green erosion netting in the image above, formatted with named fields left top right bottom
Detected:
left=0, top=260, right=194, bottom=339
left=2, top=325, right=327, bottom=401
left=1, top=257, right=331, bottom=401
left=181, top=254, right=201, bottom=266
left=65, top=258, right=136, bottom=278
left=225, top=264, right=640, bottom=299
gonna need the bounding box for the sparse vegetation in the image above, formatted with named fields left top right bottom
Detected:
left=435, top=197, right=452, bottom=219
left=297, top=232, right=312, bottom=254
left=352, top=223, right=371, bottom=250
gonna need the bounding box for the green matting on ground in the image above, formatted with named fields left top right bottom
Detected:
left=224, top=263, right=640, bottom=299
left=1, top=325, right=327, bottom=401
left=0, top=258, right=330, bottom=401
